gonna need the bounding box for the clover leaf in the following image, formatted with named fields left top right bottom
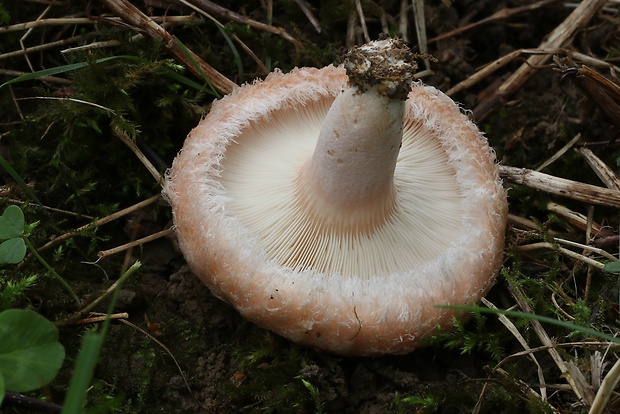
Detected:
left=0, top=309, right=65, bottom=405
left=0, top=206, right=26, bottom=265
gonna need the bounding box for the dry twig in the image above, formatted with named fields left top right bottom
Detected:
left=36, top=195, right=162, bottom=253
left=0, top=34, right=90, bottom=60
left=499, top=165, right=620, bottom=209
left=447, top=49, right=620, bottom=97
left=556, top=58, right=620, bottom=130
left=482, top=297, right=548, bottom=401
left=473, top=0, right=608, bottom=121
left=293, top=0, right=321, bottom=33
left=579, top=148, right=620, bottom=191
left=354, top=0, right=370, bottom=43
left=546, top=202, right=609, bottom=238
left=182, top=0, right=302, bottom=48
left=64, top=312, right=129, bottom=325
left=590, top=356, right=620, bottom=414
left=176, top=0, right=269, bottom=75
left=411, top=0, right=429, bottom=71
left=0, top=15, right=201, bottom=32
left=535, top=134, right=582, bottom=172
left=97, top=0, right=235, bottom=95
left=111, top=126, right=163, bottom=183
left=429, top=0, right=561, bottom=44
left=97, top=227, right=175, bottom=259
left=509, top=285, right=596, bottom=406
left=515, top=242, right=606, bottom=269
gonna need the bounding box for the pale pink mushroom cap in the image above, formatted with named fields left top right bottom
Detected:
left=164, top=53, right=507, bottom=355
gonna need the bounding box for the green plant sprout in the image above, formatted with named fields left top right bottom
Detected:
left=0, top=205, right=81, bottom=307
left=0, top=275, right=37, bottom=311
left=0, top=308, right=66, bottom=406
left=300, top=378, right=324, bottom=414
left=392, top=392, right=438, bottom=413
left=0, top=154, right=42, bottom=206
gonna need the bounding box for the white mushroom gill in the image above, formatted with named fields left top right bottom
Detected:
left=220, top=38, right=463, bottom=279
left=220, top=96, right=463, bottom=279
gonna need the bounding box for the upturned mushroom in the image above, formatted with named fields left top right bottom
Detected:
left=164, top=38, right=507, bottom=356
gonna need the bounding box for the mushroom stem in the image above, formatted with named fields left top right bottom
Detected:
left=300, top=87, right=404, bottom=207
left=297, top=38, right=417, bottom=231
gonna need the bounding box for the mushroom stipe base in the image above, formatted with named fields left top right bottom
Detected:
left=165, top=42, right=507, bottom=356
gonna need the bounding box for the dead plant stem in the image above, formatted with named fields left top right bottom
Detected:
left=66, top=313, right=129, bottom=325
left=184, top=0, right=302, bottom=48
left=589, top=356, right=620, bottom=414
left=499, top=165, right=620, bottom=209
left=97, top=227, right=175, bottom=259
left=57, top=259, right=141, bottom=326
left=97, top=0, right=235, bottom=95
left=0, top=34, right=89, bottom=60
left=0, top=15, right=201, bottom=32
left=111, top=127, right=162, bottom=183
left=509, top=284, right=595, bottom=405
left=36, top=194, right=161, bottom=253
left=473, top=0, right=608, bottom=121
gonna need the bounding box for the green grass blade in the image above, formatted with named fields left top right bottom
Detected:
left=0, top=56, right=143, bottom=89
left=436, top=304, right=620, bottom=344
left=61, top=261, right=142, bottom=414
left=172, top=36, right=219, bottom=98
left=161, top=67, right=205, bottom=91
left=61, top=331, right=104, bottom=414
left=0, top=153, right=42, bottom=205
left=215, top=25, right=243, bottom=76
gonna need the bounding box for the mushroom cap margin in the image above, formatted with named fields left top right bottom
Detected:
left=163, top=65, right=508, bottom=356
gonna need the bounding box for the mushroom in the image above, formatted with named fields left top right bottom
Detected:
left=164, top=38, right=507, bottom=356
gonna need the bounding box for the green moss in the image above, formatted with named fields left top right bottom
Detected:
left=223, top=331, right=333, bottom=413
